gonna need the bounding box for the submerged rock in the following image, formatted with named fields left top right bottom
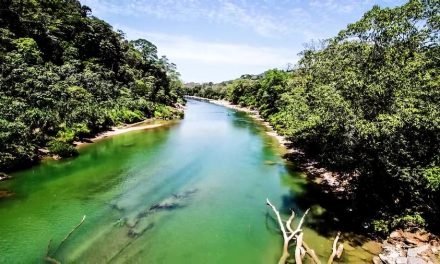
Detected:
left=123, top=188, right=198, bottom=232
left=128, top=222, right=154, bottom=237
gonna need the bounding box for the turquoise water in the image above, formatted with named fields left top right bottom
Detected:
left=0, top=100, right=372, bottom=263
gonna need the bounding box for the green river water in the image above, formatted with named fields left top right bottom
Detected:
left=0, top=99, right=373, bottom=263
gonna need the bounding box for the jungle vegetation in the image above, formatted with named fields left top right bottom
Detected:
left=185, top=0, right=439, bottom=234
left=0, top=0, right=184, bottom=171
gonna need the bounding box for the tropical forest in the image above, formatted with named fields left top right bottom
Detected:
left=0, top=0, right=439, bottom=263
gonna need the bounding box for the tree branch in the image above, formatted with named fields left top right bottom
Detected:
left=295, top=232, right=304, bottom=264
left=266, top=199, right=288, bottom=240
left=302, top=240, right=322, bottom=264
left=327, top=232, right=343, bottom=264
left=266, top=199, right=343, bottom=264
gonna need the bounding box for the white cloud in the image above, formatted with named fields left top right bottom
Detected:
left=81, top=0, right=404, bottom=82
left=215, top=1, right=289, bottom=36
left=309, top=0, right=373, bottom=13
left=82, top=0, right=311, bottom=38
left=119, top=26, right=298, bottom=82
left=82, top=0, right=397, bottom=39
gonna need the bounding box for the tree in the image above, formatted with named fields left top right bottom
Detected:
left=0, top=0, right=183, bottom=171
left=183, top=0, right=440, bottom=233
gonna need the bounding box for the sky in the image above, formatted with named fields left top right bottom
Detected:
left=81, top=0, right=406, bottom=83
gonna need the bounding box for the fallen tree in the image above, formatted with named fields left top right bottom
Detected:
left=45, top=215, right=86, bottom=264
left=266, top=199, right=343, bottom=264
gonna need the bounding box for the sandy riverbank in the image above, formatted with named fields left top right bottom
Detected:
left=186, top=96, right=290, bottom=146
left=187, top=96, right=440, bottom=263
left=74, top=120, right=168, bottom=148
left=188, top=96, right=350, bottom=181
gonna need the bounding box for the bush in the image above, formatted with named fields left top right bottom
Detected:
left=372, top=213, right=426, bottom=235
left=372, top=219, right=390, bottom=235
left=0, top=0, right=183, bottom=171
left=183, top=0, right=440, bottom=232
left=47, top=140, right=78, bottom=158
left=391, top=214, right=426, bottom=230
left=154, top=105, right=183, bottom=120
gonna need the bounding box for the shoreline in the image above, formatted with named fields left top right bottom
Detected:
left=187, top=96, right=440, bottom=263
left=0, top=172, right=12, bottom=182
left=187, top=96, right=353, bottom=191
left=186, top=96, right=290, bottom=146
left=74, top=119, right=168, bottom=148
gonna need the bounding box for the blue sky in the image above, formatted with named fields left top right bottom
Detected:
left=82, top=0, right=406, bottom=82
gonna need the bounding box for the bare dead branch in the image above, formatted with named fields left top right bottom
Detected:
left=45, top=215, right=86, bottom=263
left=327, top=232, right=343, bottom=264
left=300, top=246, right=306, bottom=260
left=266, top=199, right=288, bottom=240
left=266, top=199, right=343, bottom=264
left=267, top=199, right=292, bottom=264
left=290, top=208, right=310, bottom=239
left=286, top=210, right=295, bottom=234
left=44, top=256, right=61, bottom=264
left=46, top=239, right=52, bottom=257
left=53, top=215, right=86, bottom=255
left=295, top=232, right=304, bottom=264
left=302, top=241, right=322, bottom=264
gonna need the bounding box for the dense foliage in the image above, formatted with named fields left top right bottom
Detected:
left=185, top=0, right=439, bottom=234
left=0, top=0, right=184, bottom=171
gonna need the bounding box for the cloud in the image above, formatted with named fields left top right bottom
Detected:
left=121, top=27, right=297, bottom=66
left=119, top=26, right=297, bottom=82
left=82, top=0, right=311, bottom=37
left=214, top=1, right=289, bottom=36
left=81, top=0, right=405, bottom=82
left=309, top=0, right=373, bottom=13
left=82, top=0, right=400, bottom=39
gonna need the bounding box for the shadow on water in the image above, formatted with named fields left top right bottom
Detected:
left=231, top=111, right=263, bottom=135
left=4, top=125, right=176, bottom=201
left=228, top=108, right=371, bottom=243
left=276, top=161, right=372, bottom=247
left=0, top=100, right=376, bottom=263
left=228, top=108, right=373, bottom=258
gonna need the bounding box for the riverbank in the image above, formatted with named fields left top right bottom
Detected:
left=0, top=172, right=12, bottom=182
left=186, top=96, right=347, bottom=188
left=186, top=96, right=290, bottom=146
left=73, top=119, right=169, bottom=148
left=2, top=98, right=376, bottom=263
left=186, top=96, right=440, bottom=264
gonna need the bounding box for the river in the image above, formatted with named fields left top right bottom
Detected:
left=0, top=99, right=373, bottom=263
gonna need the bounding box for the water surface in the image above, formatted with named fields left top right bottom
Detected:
left=0, top=100, right=372, bottom=263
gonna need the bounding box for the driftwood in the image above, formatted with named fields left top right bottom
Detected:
left=53, top=215, right=86, bottom=255
left=266, top=199, right=309, bottom=264
left=45, top=215, right=86, bottom=264
left=266, top=199, right=344, bottom=264
left=327, top=232, right=343, bottom=264
left=302, top=240, right=321, bottom=264
left=44, top=256, right=61, bottom=264
left=125, top=189, right=198, bottom=232
left=295, top=232, right=304, bottom=264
